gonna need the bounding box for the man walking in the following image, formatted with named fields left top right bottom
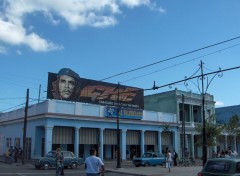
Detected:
left=85, top=148, right=104, bottom=176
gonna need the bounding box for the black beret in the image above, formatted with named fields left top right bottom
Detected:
left=58, top=68, right=80, bottom=80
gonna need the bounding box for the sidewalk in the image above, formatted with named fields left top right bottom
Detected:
left=106, top=165, right=202, bottom=176
left=104, top=160, right=202, bottom=176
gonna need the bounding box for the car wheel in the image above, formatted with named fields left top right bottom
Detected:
left=135, top=163, right=140, bottom=167
left=42, top=162, right=50, bottom=170
left=35, top=166, right=41, bottom=169
left=70, top=162, right=78, bottom=169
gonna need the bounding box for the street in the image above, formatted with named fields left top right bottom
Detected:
left=0, top=161, right=202, bottom=176
left=0, top=162, right=134, bottom=176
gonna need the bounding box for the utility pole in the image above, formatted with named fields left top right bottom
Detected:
left=182, top=94, right=185, bottom=160
left=200, top=61, right=207, bottom=166
left=22, top=88, right=29, bottom=165
left=38, top=84, right=41, bottom=103
left=116, top=83, right=121, bottom=168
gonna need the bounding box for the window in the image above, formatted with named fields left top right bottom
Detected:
left=205, top=161, right=231, bottom=173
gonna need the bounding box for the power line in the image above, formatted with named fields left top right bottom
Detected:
left=120, top=42, right=240, bottom=83
left=0, top=99, right=38, bottom=112
left=101, top=35, right=240, bottom=81
left=0, top=102, right=25, bottom=112
left=0, top=97, right=25, bottom=100
left=150, top=65, right=240, bottom=91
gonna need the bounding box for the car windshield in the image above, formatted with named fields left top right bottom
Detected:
left=205, top=161, right=231, bottom=173
left=142, top=153, right=152, bottom=158
left=46, top=151, right=55, bottom=157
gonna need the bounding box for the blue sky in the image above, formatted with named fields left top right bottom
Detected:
left=1, top=0, right=240, bottom=112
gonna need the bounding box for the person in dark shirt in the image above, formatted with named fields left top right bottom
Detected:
left=55, top=148, right=64, bottom=176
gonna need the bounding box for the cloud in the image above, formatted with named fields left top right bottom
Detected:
left=0, top=0, right=164, bottom=52
left=0, top=46, right=7, bottom=54
left=215, top=101, right=224, bottom=107
left=0, top=18, right=63, bottom=52
left=121, top=0, right=150, bottom=8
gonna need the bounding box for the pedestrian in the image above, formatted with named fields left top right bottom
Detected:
left=166, top=149, right=173, bottom=172
left=184, top=148, right=189, bottom=159
left=172, top=150, right=178, bottom=166
left=55, top=148, right=64, bottom=176
left=212, top=150, right=217, bottom=158
left=85, top=148, right=104, bottom=176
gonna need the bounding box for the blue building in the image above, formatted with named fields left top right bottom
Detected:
left=216, top=105, right=240, bottom=153
left=0, top=99, right=179, bottom=160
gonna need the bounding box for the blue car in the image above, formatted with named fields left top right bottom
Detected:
left=132, top=152, right=166, bottom=167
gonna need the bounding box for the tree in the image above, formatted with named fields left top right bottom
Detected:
left=222, top=115, right=240, bottom=151
left=195, top=114, right=223, bottom=147
left=224, top=115, right=240, bottom=136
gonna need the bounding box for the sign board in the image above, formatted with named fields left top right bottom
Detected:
left=47, top=69, right=144, bottom=109
left=105, top=106, right=143, bottom=120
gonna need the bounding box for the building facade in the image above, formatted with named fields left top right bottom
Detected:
left=216, top=105, right=240, bottom=153
left=144, top=89, right=215, bottom=159
left=0, top=99, right=179, bottom=160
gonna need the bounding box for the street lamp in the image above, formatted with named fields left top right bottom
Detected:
left=184, top=60, right=222, bottom=166
left=200, top=61, right=207, bottom=166
left=181, top=94, right=186, bottom=161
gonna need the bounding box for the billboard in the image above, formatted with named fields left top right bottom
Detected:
left=47, top=68, right=144, bottom=109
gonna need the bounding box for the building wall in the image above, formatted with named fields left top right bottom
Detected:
left=0, top=99, right=179, bottom=160
left=144, top=91, right=177, bottom=114
left=144, top=89, right=216, bottom=159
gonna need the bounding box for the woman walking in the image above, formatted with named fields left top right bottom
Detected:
left=166, top=149, right=173, bottom=172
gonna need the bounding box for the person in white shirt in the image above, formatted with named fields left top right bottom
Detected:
left=85, top=148, right=104, bottom=176
left=166, top=149, right=173, bottom=172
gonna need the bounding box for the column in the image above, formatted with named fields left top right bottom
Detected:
left=141, top=130, right=145, bottom=156
left=225, top=135, right=228, bottom=150
left=99, top=128, right=104, bottom=160
left=234, top=135, right=237, bottom=151
left=191, top=134, right=195, bottom=158
left=173, top=131, right=180, bottom=155
left=121, top=129, right=127, bottom=160
left=74, top=127, right=79, bottom=157
left=45, top=126, right=53, bottom=154
left=158, top=131, right=162, bottom=154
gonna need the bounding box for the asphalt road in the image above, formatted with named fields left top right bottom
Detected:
left=0, top=162, right=134, bottom=176
left=0, top=161, right=202, bottom=176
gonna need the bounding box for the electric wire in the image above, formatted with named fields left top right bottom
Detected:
left=0, top=97, right=25, bottom=100
left=101, top=36, right=240, bottom=81
left=2, top=36, right=240, bottom=112
left=120, top=42, right=240, bottom=83
left=0, top=99, right=39, bottom=112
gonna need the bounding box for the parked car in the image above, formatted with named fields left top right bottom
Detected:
left=132, top=152, right=165, bottom=167
left=197, top=158, right=240, bottom=176
left=32, top=151, right=84, bottom=170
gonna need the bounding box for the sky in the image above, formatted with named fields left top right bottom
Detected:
left=1, top=0, right=240, bottom=112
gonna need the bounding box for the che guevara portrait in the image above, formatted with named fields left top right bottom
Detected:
left=47, top=68, right=144, bottom=109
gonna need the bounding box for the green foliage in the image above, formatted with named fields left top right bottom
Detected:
left=195, top=114, right=223, bottom=147
left=223, top=115, right=240, bottom=136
